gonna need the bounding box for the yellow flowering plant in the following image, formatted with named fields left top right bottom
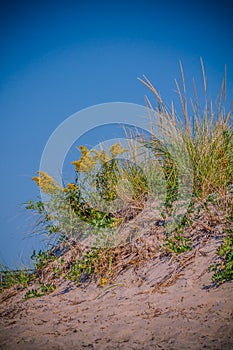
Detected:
left=28, top=141, right=146, bottom=245
left=70, top=143, right=127, bottom=202
left=32, top=171, right=59, bottom=194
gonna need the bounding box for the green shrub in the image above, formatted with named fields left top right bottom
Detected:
left=209, top=232, right=233, bottom=285
left=31, top=249, right=56, bottom=271
left=24, top=283, right=56, bottom=299
left=0, top=267, right=32, bottom=292
left=164, top=229, right=192, bottom=254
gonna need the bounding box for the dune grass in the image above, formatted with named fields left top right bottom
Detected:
left=138, top=60, right=232, bottom=201
left=1, top=61, right=232, bottom=294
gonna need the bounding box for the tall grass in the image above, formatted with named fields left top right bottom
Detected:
left=138, top=60, right=232, bottom=201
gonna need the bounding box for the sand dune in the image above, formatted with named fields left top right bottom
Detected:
left=1, top=236, right=232, bottom=350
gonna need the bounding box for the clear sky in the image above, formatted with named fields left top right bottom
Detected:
left=1, top=0, right=233, bottom=267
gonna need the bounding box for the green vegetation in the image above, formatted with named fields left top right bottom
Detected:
left=0, top=266, right=32, bottom=292
left=1, top=61, right=232, bottom=296
left=65, top=247, right=112, bottom=286
left=164, top=229, right=192, bottom=254
left=31, top=249, right=56, bottom=271
left=24, top=283, right=56, bottom=300
left=209, top=231, right=233, bottom=285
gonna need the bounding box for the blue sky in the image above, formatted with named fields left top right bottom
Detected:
left=0, top=0, right=233, bottom=267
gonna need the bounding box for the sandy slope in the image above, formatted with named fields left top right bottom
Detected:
left=0, top=237, right=232, bottom=350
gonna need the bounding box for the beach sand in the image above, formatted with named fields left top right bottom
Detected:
left=0, top=237, right=232, bottom=350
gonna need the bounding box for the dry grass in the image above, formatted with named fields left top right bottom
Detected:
left=138, top=59, right=232, bottom=200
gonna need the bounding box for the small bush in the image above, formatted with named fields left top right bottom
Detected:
left=164, top=229, right=192, bottom=254
left=0, top=265, right=32, bottom=292
left=24, top=283, right=56, bottom=299
left=209, top=232, right=233, bottom=285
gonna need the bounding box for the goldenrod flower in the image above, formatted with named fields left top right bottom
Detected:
left=32, top=171, right=58, bottom=194
left=67, top=183, right=77, bottom=190
left=72, top=146, right=97, bottom=172
left=110, top=143, right=127, bottom=157
left=72, top=159, right=82, bottom=171
left=82, top=154, right=96, bottom=171
left=91, top=149, right=101, bottom=158
left=72, top=144, right=126, bottom=173
left=97, top=149, right=110, bottom=165
left=63, top=183, right=78, bottom=192
left=79, top=145, right=89, bottom=156
left=100, top=277, right=108, bottom=287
